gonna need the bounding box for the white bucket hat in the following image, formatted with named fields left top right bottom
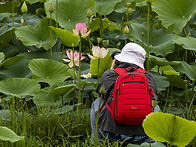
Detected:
left=114, top=42, right=146, bottom=69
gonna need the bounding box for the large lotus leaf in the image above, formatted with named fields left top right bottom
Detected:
left=0, top=1, right=20, bottom=13
left=0, top=25, right=15, bottom=49
left=0, top=56, right=24, bottom=68
left=0, top=78, right=40, bottom=98
left=0, top=13, right=12, bottom=21
left=166, top=75, right=186, bottom=89
left=51, top=27, right=79, bottom=47
left=33, top=90, right=61, bottom=107
left=143, top=112, right=196, bottom=147
left=29, top=59, right=71, bottom=86
left=15, top=18, right=57, bottom=50
left=150, top=55, right=180, bottom=66
left=94, top=0, right=122, bottom=15
left=173, top=61, right=196, bottom=82
left=151, top=65, right=179, bottom=76
left=152, top=72, right=169, bottom=92
left=152, top=0, right=196, bottom=34
left=0, top=126, right=24, bottom=143
left=49, top=84, right=76, bottom=96
left=89, top=54, right=113, bottom=76
left=44, top=0, right=95, bottom=31
left=129, top=21, right=176, bottom=57
left=0, top=58, right=32, bottom=80
left=127, top=142, right=165, bottom=147
left=173, top=36, right=196, bottom=51
left=114, top=0, right=136, bottom=13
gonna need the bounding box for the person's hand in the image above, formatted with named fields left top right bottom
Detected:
left=110, top=59, right=116, bottom=69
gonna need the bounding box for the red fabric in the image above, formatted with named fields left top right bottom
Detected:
left=107, top=67, right=153, bottom=125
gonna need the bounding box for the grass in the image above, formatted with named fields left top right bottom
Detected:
left=0, top=97, right=195, bottom=146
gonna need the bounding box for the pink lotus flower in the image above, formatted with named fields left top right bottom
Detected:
left=63, top=50, right=85, bottom=68
left=87, top=46, right=108, bottom=59
left=73, top=22, right=91, bottom=38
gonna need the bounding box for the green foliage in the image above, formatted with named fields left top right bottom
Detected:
left=15, top=18, right=57, bottom=50
left=29, top=58, right=70, bottom=86
left=0, top=126, right=24, bottom=143
left=51, top=27, right=80, bottom=47
left=44, top=0, right=96, bottom=31
left=94, top=0, right=122, bottom=15
left=0, top=0, right=196, bottom=146
left=0, top=78, right=40, bottom=98
left=143, top=112, right=196, bottom=147
left=152, top=0, right=196, bottom=34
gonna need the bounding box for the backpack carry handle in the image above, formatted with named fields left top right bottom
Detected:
left=125, top=66, right=146, bottom=73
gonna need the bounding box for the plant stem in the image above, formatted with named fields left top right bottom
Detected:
left=146, top=2, right=150, bottom=71
left=61, top=45, right=64, bottom=62
left=12, top=1, right=14, bottom=26
left=78, top=37, right=82, bottom=106
left=97, top=59, right=100, bottom=85
left=95, top=96, right=103, bottom=146
left=50, top=13, right=53, bottom=59
left=56, top=0, right=58, bottom=52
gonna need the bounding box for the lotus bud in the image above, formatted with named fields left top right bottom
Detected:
left=117, top=42, right=121, bottom=47
left=87, top=8, right=92, bottom=18
left=21, top=1, right=28, bottom=13
left=49, top=3, right=54, bottom=13
left=100, top=85, right=105, bottom=96
left=97, top=38, right=102, bottom=44
left=20, top=18, right=24, bottom=26
left=127, top=7, right=132, bottom=14
left=124, top=25, right=129, bottom=34
left=146, top=0, right=152, bottom=4
left=103, top=40, right=109, bottom=48
left=127, top=2, right=131, bottom=8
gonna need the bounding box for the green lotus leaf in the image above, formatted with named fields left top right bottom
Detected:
left=53, top=105, right=74, bottom=115
left=173, top=61, right=196, bottom=82
left=173, top=36, right=196, bottom=51
left=152, top=65, right=179, bottom=76
left=89, top=54, right=113, bottom=76
left=143, top=112, right=196, bottom=147
left=49, top=84, right=76, bottom=96
left=0, top=1, right=20, bottom=13
left=33, top=90, right=61, bottom=107
left=94, top=0, right=122, bottom=15
left=152, top=0, right=196, bottom=34
left=0, top=56, right=24, bottom=68
left=0, top=25, right=15, bottom=49
left=29, top=59, right=71, bottom=86
left=0, top=58, right=32, bottom=80
left=15, top=18, right=57, bottom=50
left=45, top=0, right=95, bottom=31
left=127, top=142, right=165, bottom=147
left=114, top=0, right=136, bottom=13
left=150, top=55, right=180, bottom=66
left=0, top=126, right=24, bottom=143
left=0, top=78, right=40, bottom=98
left=51, top=27, right=80, bottom=47
left=166, top=75, right=186, bottom=89
left=152, top=72, right=169, bottom=92
left=0, top=13, right=12, bottom=21
left=26, top=0, right=39, bottom=4
left=129, top=21, right=176, bottom=57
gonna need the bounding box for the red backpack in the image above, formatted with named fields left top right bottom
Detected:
left=106, top=66, right=154, bottom=125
